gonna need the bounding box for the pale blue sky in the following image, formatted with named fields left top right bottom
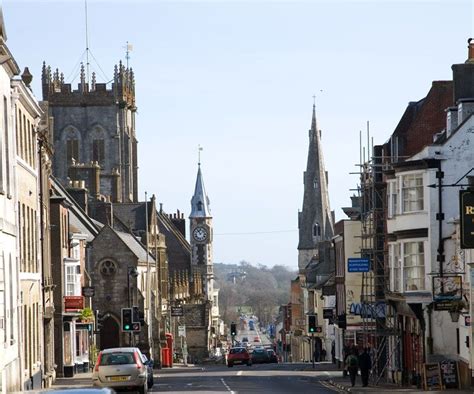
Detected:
left=4, top=0, right=473, bottom=269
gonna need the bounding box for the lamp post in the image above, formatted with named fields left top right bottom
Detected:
left=127, top=266, right=139, bottom=345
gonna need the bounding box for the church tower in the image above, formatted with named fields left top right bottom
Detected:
left=42, top=61, right=138, bottom=203
left=298, top=104, right=334, bottom=272
left=189, top=162, right=214, bottom=301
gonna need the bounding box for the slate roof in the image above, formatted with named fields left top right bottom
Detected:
left=115, top=230, right=155, bottom=264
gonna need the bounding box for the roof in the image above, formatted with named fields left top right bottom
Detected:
left=190, top=165, right=211, bottom=218
left=115, top=230, right=155, bottom=264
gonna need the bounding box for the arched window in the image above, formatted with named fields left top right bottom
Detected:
left=197, top=201, right=203, bottom=211
left=91, top=126, right=106, bottom=165
left=63, top=126, right=81, bottom=165
left=99, top=260, right=117, bottom=277
left=313, top=223, right=321, bottom=237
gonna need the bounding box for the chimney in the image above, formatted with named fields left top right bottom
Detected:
left=468, top=38, right=474, bottom=63
left=446, top=106, right=458, bottom=137
left=170, top=209, right=186, bottom=238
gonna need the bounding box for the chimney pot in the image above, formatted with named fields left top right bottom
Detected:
left=468, top=38, right=474, bottom=62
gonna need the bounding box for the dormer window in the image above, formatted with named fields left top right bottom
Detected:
left=197, top=201, right=203, bottom=211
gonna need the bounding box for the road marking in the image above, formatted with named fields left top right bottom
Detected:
left=220, top=378, right=235, bottom=393
left=237, top=370, right=243, bottom=376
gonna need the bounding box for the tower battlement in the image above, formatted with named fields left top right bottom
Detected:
left=41, top=61, right=135, bottom=109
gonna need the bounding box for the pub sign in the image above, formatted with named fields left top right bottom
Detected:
left=460, top=190, right=474, bottom=248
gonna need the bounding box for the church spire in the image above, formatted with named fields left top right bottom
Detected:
left=297, top=103, right=334, bottom=270
left=190, top=164, right=211, bottom=218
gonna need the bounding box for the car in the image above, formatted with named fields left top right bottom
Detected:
left=45, top=390, right=116, bottom=394
left=227, top=347, right=252, bottom=367
left=242, top=336, right=249, bottom=343
left=253, top=336, right=260, bottom=342
left=266, top=349, right=278, bottom=363
left=251, top=348, right=270, bottom=364
left=92, top=347, right=148, bottom=394
left=140, top=353, right=154, bottom=389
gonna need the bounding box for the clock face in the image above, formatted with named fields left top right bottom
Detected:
left=193, top=226, right=208, bottom=242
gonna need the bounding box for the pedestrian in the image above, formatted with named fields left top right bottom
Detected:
left=331, top=341, right=336, bottom=364
left=345, top=348, right=359, bottom=387
left=321, top=348, right=326, bottom=361
left=359, top=348, right=372, bottom=387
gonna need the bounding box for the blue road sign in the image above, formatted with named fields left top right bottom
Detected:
left=348, top=258, right=370, bottom=273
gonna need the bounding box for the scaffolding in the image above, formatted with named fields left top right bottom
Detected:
left=358, top=135, right=400, bottom=384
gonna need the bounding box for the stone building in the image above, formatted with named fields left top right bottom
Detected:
left=41, top=61, right=138, bottom=203
left=13, top=68, right=43, bottom=390
left=294, top=104, right=335, bottom=363
left=0, top=9, right=22, bottom=392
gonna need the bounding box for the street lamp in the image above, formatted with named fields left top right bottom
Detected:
left=127, top=266, right=139, bottom=308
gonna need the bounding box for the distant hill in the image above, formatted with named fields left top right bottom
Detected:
left=214, top=261, right=297, bottom=326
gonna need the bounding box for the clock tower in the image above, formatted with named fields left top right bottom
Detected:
left=189, top=162, right=214, bottom=301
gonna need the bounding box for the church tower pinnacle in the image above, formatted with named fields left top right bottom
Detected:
left=189, top=159, right=214, bottom=301
left=297, top=103, right=334, bottom=272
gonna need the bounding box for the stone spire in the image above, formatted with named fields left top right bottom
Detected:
left=0, top=6, right=7, bottom=41
left=190, top=165, right=211, bottom=218
left=297, top=104, right=334, bottom=268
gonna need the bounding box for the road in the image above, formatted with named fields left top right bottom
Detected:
left=154, top=363, right=341, bottom=393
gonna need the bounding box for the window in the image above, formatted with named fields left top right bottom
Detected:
left=4, top=96, right=10, bottom=195
left=313, top=223, right=321, bottom=237
left=391, top=243, right=401, bottom=292
left=92, top=139, right=105, bottom=164
left=197, top=201, right=203, bottom=211
left=402, top=174, right=423, bottom=212
left=403, top=241, right=425, bottom=291
left=66, top=139, right=79, bottom=165
left=388, top=180, right=399, bottom=218
left=65, top=264, right=80, bottom=296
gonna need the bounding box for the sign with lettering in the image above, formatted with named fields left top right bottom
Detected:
left=82, top=286, right=95, bottom=297
left=64, top=295, right=84, bottom=311
left=323, top=308, right=334, bottom=319
left=178, top=325, right=186, bottom=337
left=460, top=190, right=474, bottom=248
left=440, top=359, right=460, bottom=389
left=347, top=258, right=370, bottom=273
left=171, top=306, right=184, bottom=316
left=424, top=363, right=442, bottom=390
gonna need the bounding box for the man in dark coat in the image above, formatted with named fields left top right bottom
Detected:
left=359, top=348, right=372, bottom=387
left=345, top=348, right=359, bottom=387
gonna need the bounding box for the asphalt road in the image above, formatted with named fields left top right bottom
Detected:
left=153, top=364, right=342, bottom=393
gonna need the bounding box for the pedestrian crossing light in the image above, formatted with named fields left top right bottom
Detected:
left=121, top=308, right=133, bottom=332
left=308, top=315, right=317, bottom=333
left=230, top=322, right=237, bottom=336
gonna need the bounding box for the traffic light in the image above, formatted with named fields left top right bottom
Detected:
left=96, top=310, right=105, bottom=331
left=132, top=306, right=140, bottom=323
left=308, top=315, right=317, bottom=333
left=230, top=322, right=237, bottom=336
left=121, top=308, right=133, bottom=332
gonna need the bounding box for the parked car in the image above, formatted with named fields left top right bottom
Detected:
left=92, top=347, right=148, bottom=394
left=140, top=353, right=154, bottom=389
left=227, top=347, right=252, bottom=367
left=266, top=349, right=278, bottom=363
left=251, top=348, right=270, bottom=364
left=46, top=390, right=115, bottom=394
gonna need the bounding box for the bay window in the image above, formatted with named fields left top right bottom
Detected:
left=402, top=174, right=424, bottom=212
left=403, top=241, right=425, bottom=291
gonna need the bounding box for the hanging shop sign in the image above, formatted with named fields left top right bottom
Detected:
left=460, top=190, right=474, bottom=248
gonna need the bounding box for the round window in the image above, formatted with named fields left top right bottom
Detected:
left=100, top=260, right=117, bottom=277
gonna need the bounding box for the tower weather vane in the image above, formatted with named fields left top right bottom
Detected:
left=198, top=145, right=203, bottom=166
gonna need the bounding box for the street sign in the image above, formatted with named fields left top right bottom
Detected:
left=347, top=258, right=370, bottom=272
left=178, top=325, right=186, bottom=337
left=323, top=308, right=334, bottom=319
left=460, top=190, right=474, bottom=248
left=171, top=306, right=184, bottom=316
left=82, top=286, right=95, bottom=297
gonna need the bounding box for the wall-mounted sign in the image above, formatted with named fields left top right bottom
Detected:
left=432, top=276, right=462, bottom=301
left=460, top=190, right=474, bottom=248
left=323, top=308, right=334, bottom=319
left=347, top=258, right=370, bottom=273
left=82, top=286, right=95, bottom=297
left=64, top=295, right=84, bottom=311
left=178, top=325, right=186, bottom=337
left=171, top=306, right=184, bottom=316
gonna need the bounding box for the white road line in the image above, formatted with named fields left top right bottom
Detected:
left=237, top=370, right=243, bottom=376
left=220, top=378, right=235, bottom=394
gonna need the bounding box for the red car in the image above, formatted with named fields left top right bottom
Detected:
left=227, top=347, right=252, bottom=367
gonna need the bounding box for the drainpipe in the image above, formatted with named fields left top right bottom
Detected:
left=436, top=161, right=445, bottom=277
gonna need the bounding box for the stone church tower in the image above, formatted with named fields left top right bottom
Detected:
left=189, top=163, right=214, bottom=301
left=298, top=104, right=334, bottom=272
left=42, top=61, right=138, bottom=203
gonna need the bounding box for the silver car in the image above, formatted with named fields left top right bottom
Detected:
left=92, top=347, right=148, bottom=393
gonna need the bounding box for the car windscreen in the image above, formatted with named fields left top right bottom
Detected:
left=229, top=348, right=246, bottom=354
left=100, top=352, right=135, bottom=365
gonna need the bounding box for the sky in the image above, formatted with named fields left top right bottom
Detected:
left=4, top=0, right=473, bottom=269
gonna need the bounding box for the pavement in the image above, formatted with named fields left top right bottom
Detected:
left=328, top=373, right=474, bottom=393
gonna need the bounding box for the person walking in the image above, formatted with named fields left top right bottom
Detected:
left=359, top=348, right=372, bottom=387
left=345, top=348, right=359, bottom=387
